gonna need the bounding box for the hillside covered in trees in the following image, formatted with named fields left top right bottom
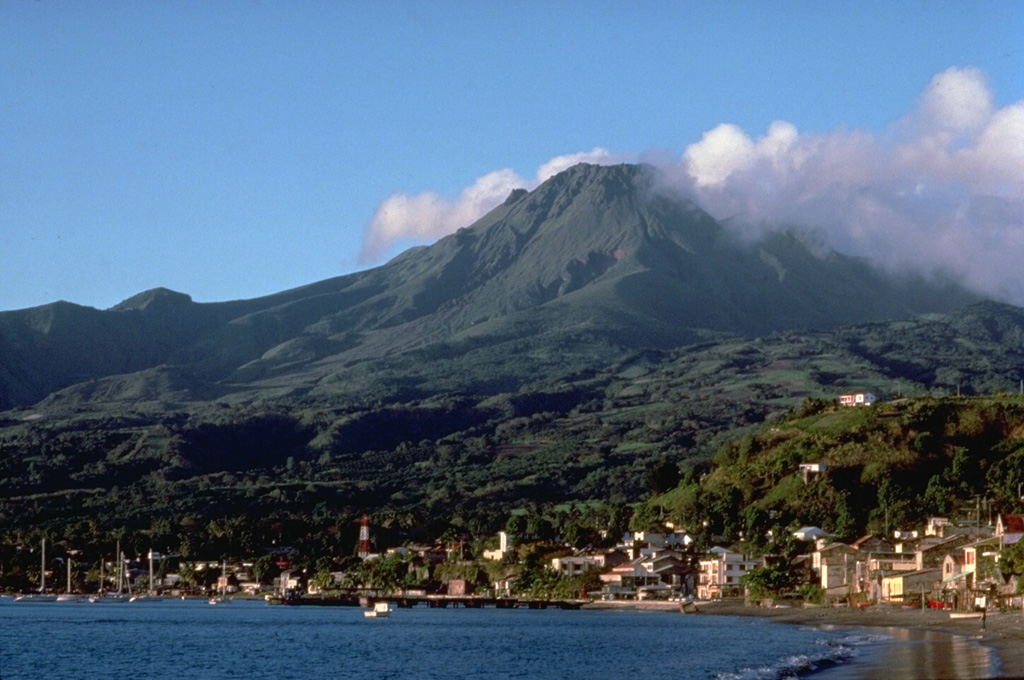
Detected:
left=654, top=395, right=1024, bottom=553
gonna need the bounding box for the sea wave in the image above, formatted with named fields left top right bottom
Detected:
left=713, top=631, right=890, bottom=680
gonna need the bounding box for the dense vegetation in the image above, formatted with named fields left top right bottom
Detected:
left=4, top=302, right=1024, bottom=574
left=653, top=395, right=1024, bottom=553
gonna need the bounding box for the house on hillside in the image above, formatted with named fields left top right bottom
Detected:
left=599, top=560, right=661, bottom=600
left=798, top=464, right=827, bottom=484
left=881, top=568, right=940, bottom=603
left=862, top=550, right=918, bottom=601
left=915, top=535, right=973, bottom=570
left=793, top=526, right=830, bottom=543
left=551, top=550, right=628, bottom=578
left=814, top=543, right=859, bottom=598
left=996, top=514, right=1024, bottom=546
left=698, top=547, right=760, bottom=600
left=939, top=537, right=1003, bottom=608
left=941, top=553, right=966, bottom=582
left=850, top=534, right=894, bottom=553
left=964, top=537, right=1003, bottom=588
left=482, top=531, right=513, bottom=561
left=618, top=530, right=695, bottom=558
left=838, top=392, right=875, bottom=407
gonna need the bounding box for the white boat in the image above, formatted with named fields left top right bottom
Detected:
left=949, top=611, right=985, bottom=619
left=14, top=593, right=58, bottom=602
left=363, top=601, right=392, bottom=618
left=57, top=554, right=81, bottom=602
left=208, top=560, right=232, bottom=605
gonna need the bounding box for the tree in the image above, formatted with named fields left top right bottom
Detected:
left=646, top=460, right=681, bottom=495
left=628, top=502, right=661, bottom=532
left=999, top=540, right=1024, bottom=594
left=505, top=514, right=527, bottom=538
left=178, top=562, right=196, bottom=588
left=251, top=554, right=277, bottom=585
left=365, top=554, right=408, bottom=594
left=742, top=565, right=798, bottom=600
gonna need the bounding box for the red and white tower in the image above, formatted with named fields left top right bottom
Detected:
left=357, top=514, right=371, bottom=558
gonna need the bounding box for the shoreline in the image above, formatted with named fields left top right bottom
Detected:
left=587, top=600, right=1024, bottom=678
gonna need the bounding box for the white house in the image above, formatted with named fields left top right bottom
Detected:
left=881, top=568, right=939, bottom=603
left=839, top=392, right=876, bottom=407
left=996, top=514, right=1024, bottom=546
left=813, top=543, right=859, bottom=595
left=697, top=547, right=760, bottom=600
left=551, top=551, right=627, bottom=578
left=483, top=531, right=512, bottom=561
left=798, top=463, right=827, bottom=484
left=599, top=560, right=661, bottom=599
left=793, top=526, right=830, bottom=543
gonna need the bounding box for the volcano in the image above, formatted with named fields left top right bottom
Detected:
left=0, top=163, right=976, bottom=410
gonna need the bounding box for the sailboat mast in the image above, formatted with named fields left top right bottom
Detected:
left=149, top=550, right=154, bottom=596
left=122, top=549, right=131, bottom=595
left=67, top=556, right=72, bottom=594
left=40, top=537, right=46, bottom=592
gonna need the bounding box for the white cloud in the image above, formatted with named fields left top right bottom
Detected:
left=669, top=67, right=1024, bottom=302
left=535, top=148, right=626, bottom=183
left=683, top=124, right=756, bottom=188
left=918, top=66, right=994, bottom=135
left=359, top=169, right=525, bottom=263
left=359, top=67, right=1024, bottom=304
left=359, top=148, right=629, bottom=263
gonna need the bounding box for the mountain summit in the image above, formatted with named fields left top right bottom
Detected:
left=0, top=163, right=976, bottom=409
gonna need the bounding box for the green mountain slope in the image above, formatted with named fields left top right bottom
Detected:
left=0, top=163, right=977, bottom=410
left=3, top=301, right=1024, bottom=547
left=656, top=392, right=1024, bottom=550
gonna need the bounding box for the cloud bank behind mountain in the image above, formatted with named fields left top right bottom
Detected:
left=360, top=67, right=1024, bottom=303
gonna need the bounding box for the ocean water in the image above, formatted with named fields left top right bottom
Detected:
left=0, top=598, right=990, bottom=680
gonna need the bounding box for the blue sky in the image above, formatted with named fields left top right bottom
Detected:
left=2, top=1, right=1022, bottom=311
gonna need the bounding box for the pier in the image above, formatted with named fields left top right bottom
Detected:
left=270, top=593, right=588, bottom=610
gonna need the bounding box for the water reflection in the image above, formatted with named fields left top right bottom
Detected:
left=825, top=626, right=998, bottom=680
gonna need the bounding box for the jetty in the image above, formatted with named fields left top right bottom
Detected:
left=267, top=593, right=588, bottom=610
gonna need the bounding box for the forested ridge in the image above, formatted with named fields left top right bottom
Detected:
left=652, top=395, right=1024, bottom=552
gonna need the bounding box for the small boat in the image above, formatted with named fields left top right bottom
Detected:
left=942, top=606, right=983, bottom=618
left=15, top=594, right=58, bottom=602
left=363, top=601, right=392, bottom=618
left=208, top=560, right=232, bottom=605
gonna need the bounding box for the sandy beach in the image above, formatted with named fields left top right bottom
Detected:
left=588, top=600, right=1024, bottom=679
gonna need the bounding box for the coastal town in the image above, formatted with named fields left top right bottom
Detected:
left=6, top=392, right=1024, bottom=623
left=13, top=509, right=1023, bottom=618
